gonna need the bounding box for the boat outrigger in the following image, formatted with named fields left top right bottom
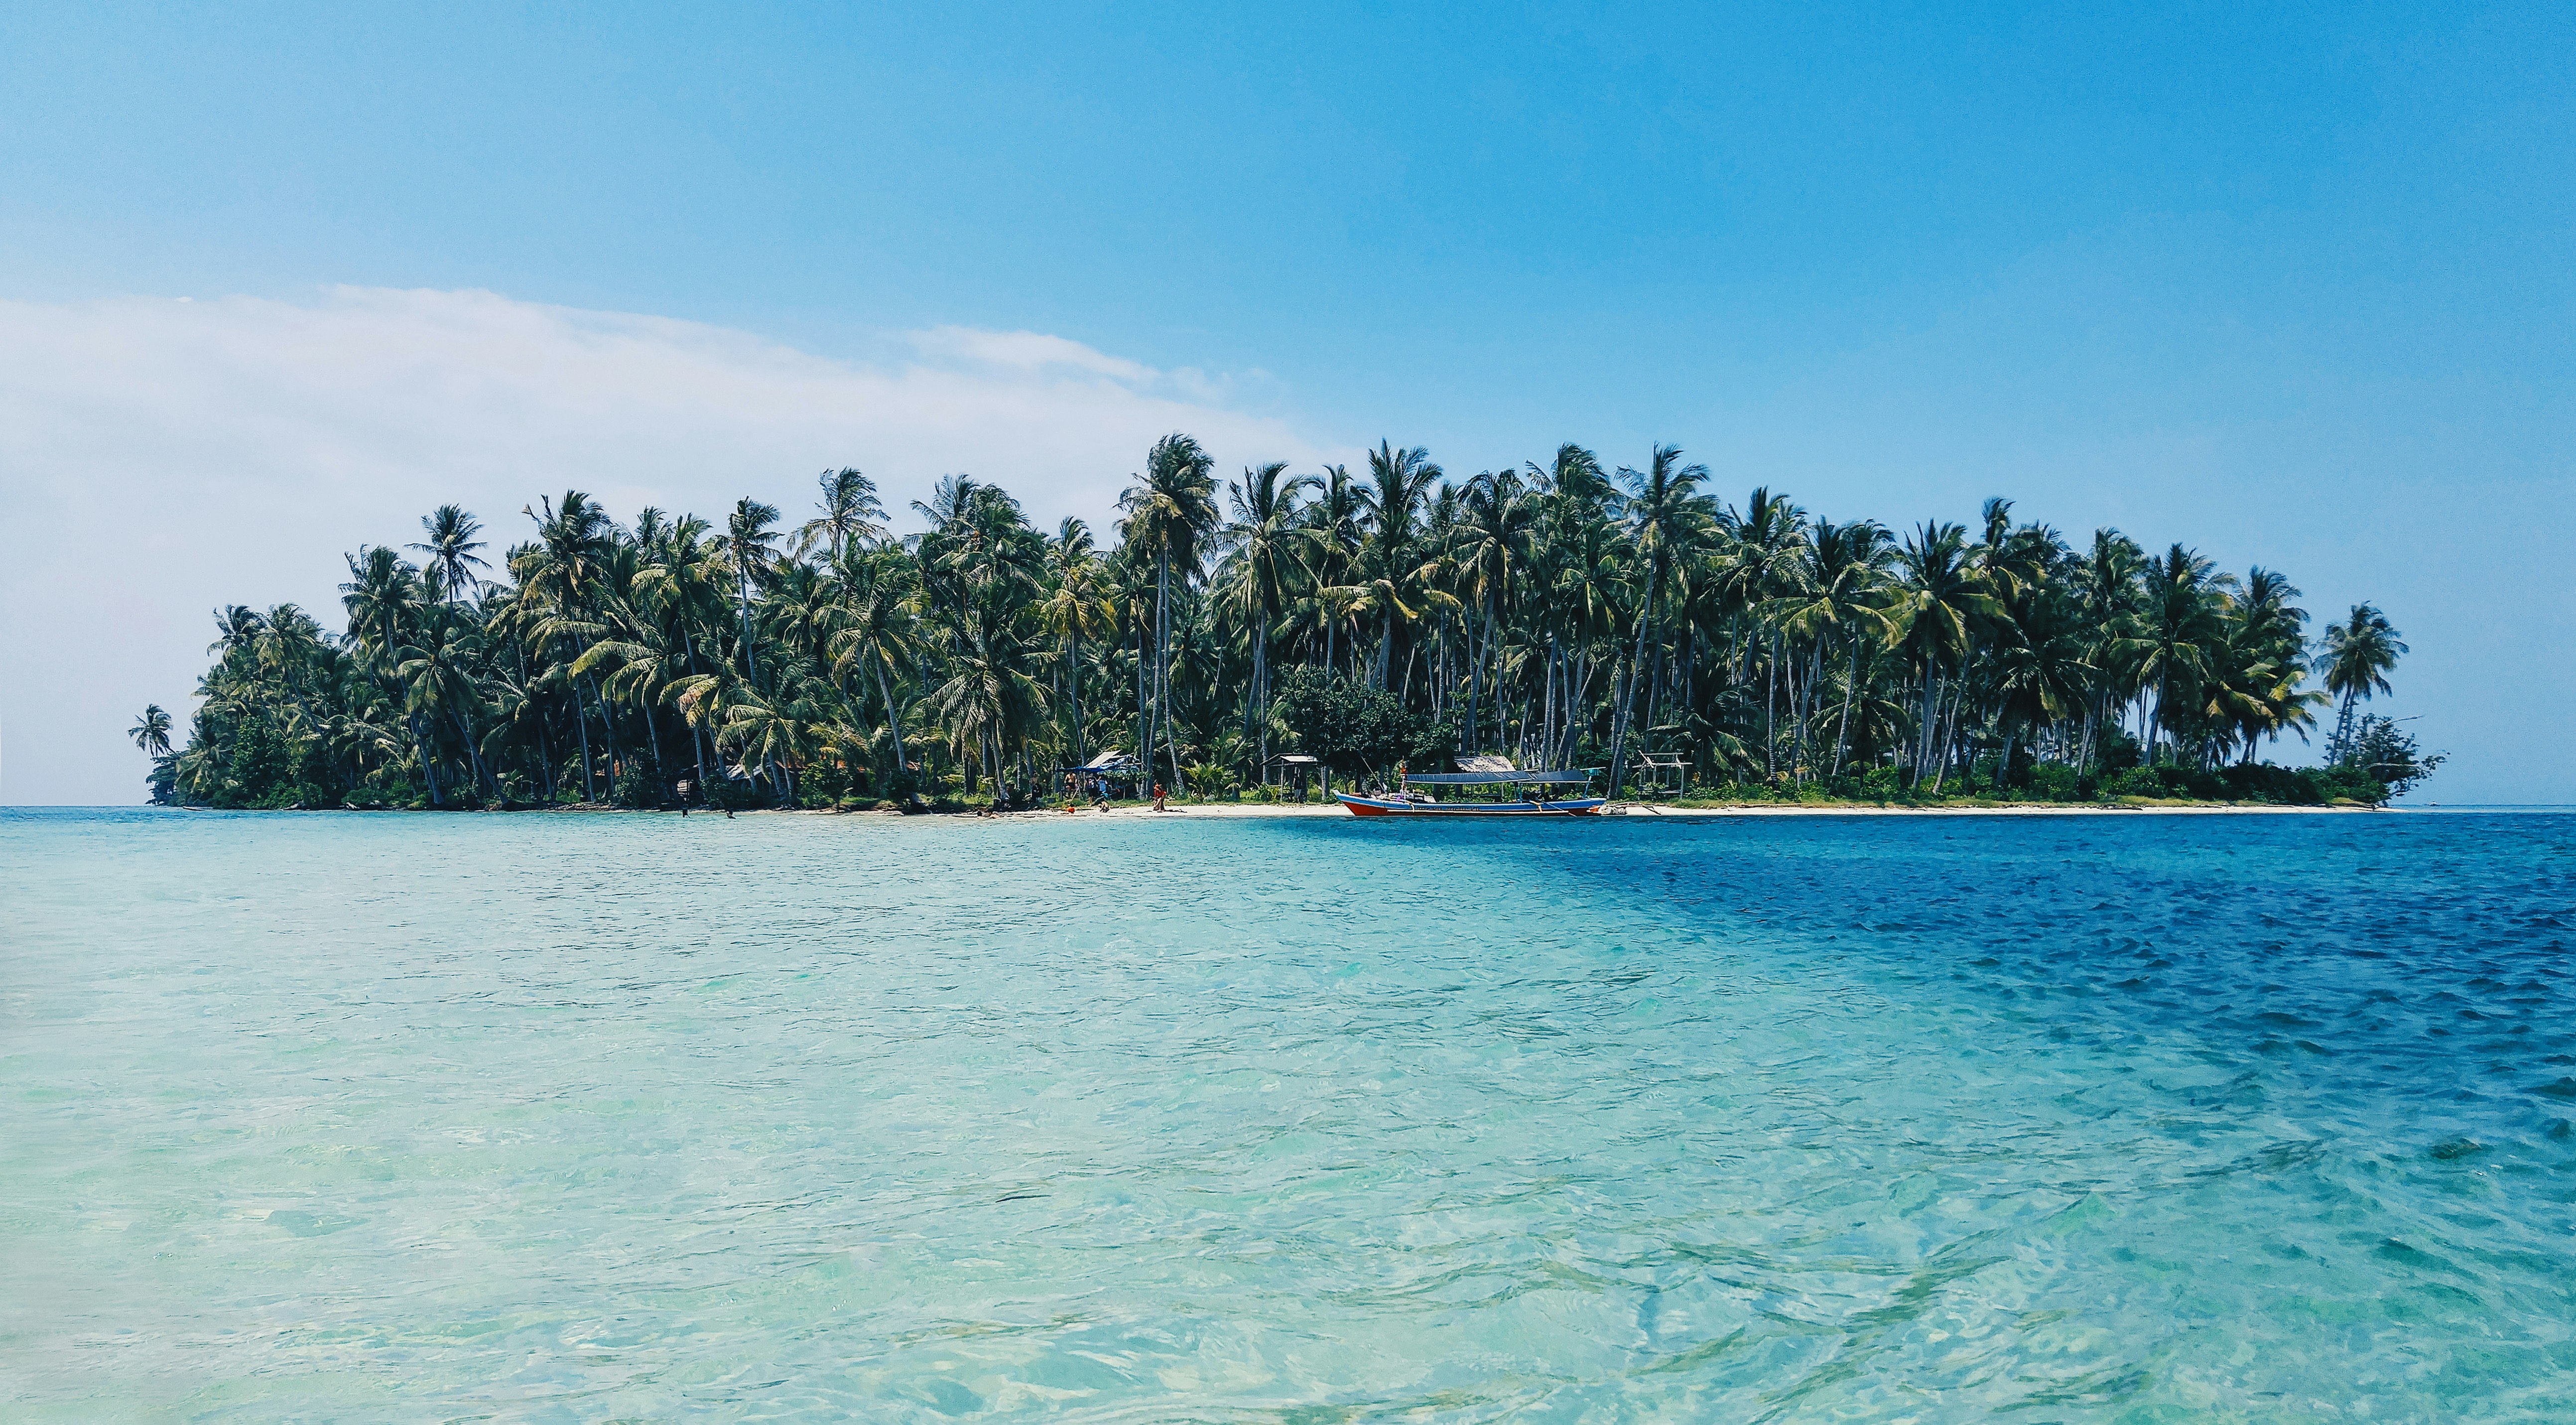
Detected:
left=1333, top=758, right=1605, bottom=817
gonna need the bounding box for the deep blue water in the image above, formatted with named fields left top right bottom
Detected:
left=3, top=807, right=2571, bottom=1420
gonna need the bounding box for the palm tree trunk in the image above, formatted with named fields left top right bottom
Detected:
left=1930, top=673, right=1970, bottom=794
left=1249, top=631, right=1266, bottom=772
left=1465, top=592, right=1492, bottom=752
left=1153, top=552, right=1174, bottom=780
left=738, top=570, right=761, bottom=690
left=1066, top=634, right=1086, bottom=764
left=1763, top=632, right=1778, bottom=776
left=1831, top=636, right=1862, bottom=781
left=1566, top=647, right=1597, bottom=771
left=1913, top=667, right=1937, bottom=786
left=1540, top=635, right=1558, bottom=768
left=1640, top=636, right=1666, bottom=763
left=455, top=710, right=495, bottom=800
left=1608, top=562, right=1657, bottom=794
left=410, top=711, right=444, bottom=807
left=585, top=673, right=621, bottom=788
left=871, top=659, right=909, bottom=794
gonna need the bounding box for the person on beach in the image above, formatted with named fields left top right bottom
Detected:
left=1152, top=782, right=1167, bottom=812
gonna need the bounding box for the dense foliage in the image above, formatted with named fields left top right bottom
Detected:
left=139, top=435, right=2431, bottom=809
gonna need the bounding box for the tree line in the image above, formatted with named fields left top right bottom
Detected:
left=134, top=434, right=2436, bottom=809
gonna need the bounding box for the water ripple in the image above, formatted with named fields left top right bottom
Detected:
left=2, top=807, right=2572, bottom=1420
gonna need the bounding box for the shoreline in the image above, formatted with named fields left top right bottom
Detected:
left=120, top=799, right=2479, bottom=819
left=990, top=801, right=2384, bottom=819
left=558, top=799, right=2384, bottom=819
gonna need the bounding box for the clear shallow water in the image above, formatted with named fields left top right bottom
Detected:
left=3, top=808, right=2572, bottom=1422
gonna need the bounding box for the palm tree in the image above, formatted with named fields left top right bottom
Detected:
left=1988, top=583, right=2090, bottom=784
left=569, top=603, right=687, bottom=791
left=2321, top=603, right=2405, bottom=762
left=207, top=604, right=266, bottom=665
left=1890, top=522, right=2005, bottom=789
left=130, top=704, right=173, bottom=758
left=720, top=498, right=782, bottom=688
left=795, top=468, right=887, bottom=559
left=140, top=435, right=2401, bottom=811
left=928, top=631, right=1048, bottom=794
left=518, top=492, right=619, bottom=798
left=1041, top=518, right=1116, bottom=768
left=2119, top=545, right=2233, bottom=765
left=1606, top=446, right=1713, bottom=793
left=1768, top=519, right=1896, bottom=780
left=2198, top=616, right=2322, bottom=766
left=1353, top=441, right=1446, bottom=689
left=825, top=543, right=924, bottom=796
left=1722, top=487, right=1811, bottom=776
left=719, top=685, right=825, bottom=802
left=1452, top=468, right=1536, bottom=754
left=1118, top=434, right=1219, bottom=789
left=397, top=615, right=495, bottom=800
left=2073, top=529, right=2147, bottom=770
left=339, top=545, right=458, bottom=803
left=1216, top=462, right=1315, bottom=767
left=1303, top=464, right=1366, bottom=593
left=632, top=512, right=730, bottom=791
left=408, top=506, right=488, bottom=605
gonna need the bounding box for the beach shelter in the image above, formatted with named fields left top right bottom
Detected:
left=1264, top=753, right=1324, bottom=801
left=1057, top=749, right=1143, bottom=800
left=1634, top=751, right=1691, bottom=798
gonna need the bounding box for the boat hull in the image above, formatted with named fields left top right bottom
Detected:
left=1334, top=792, right=1605, bottom=817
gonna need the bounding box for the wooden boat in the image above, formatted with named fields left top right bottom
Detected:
left=1333, top=758, right=1604, bottom=817
left=1334, top=790, right=1605, bottom=817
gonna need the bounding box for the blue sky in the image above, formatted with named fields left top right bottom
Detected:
left=2, top=1, right=2568, bottom=802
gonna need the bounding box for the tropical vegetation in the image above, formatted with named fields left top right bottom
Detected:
left=142, top=438, right=2436, bottom=810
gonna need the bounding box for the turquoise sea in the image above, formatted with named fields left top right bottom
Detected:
left=3, top=807, right=2572, bottom=1421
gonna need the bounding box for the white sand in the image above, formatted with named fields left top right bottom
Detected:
left=867, top=799, right=2375, bottom=821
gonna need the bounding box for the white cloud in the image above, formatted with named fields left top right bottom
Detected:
left=0, top=286, right=1335, bottom=804
left=906, top=325, right=1160, bottom=385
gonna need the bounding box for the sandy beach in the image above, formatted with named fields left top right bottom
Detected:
left=878, top=798, right=2377, bottom=821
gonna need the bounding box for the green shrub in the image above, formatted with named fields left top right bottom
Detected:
left=2029, top=763, right=2082, bottom=801
left=2105, top=767, right=2165, bottom=798
left=2216, top=763, right=2325, bottom=805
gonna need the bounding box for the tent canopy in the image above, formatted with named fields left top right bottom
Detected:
left=1404, top=768, right=1598, bottom=785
